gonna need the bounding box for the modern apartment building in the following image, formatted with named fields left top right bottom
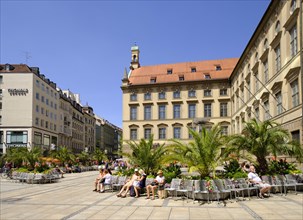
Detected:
left=0, top=64, right=59, bottom=154
left=121, top=0, right=303, bottom=151
left=230, top=0, right=303, bottom=142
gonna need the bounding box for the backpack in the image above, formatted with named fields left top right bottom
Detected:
left=129, top=186, right=135, bottom=197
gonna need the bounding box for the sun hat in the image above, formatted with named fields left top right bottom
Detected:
left=134, top=168, right=139, bottom=172
left=139, top=169, right=144, bottom=175
left=157, top=170, right=163, bottom=174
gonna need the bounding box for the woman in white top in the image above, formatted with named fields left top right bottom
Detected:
left=99, top=170, right=112, bottom=193
left=146, top=170, right=165, bottom=200
left=117, top=169, right=140, bottom=198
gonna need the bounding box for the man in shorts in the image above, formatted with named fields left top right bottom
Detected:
left=248, top=165, right=271, bottom=198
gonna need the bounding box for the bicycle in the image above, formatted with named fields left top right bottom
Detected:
left=1, top=168, right=13, bottom=179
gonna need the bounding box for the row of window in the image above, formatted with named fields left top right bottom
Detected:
left=130, top=103, right=228, bottom=120
left=35, top=117, right=57, bottom=131
left=35, top=93, right=58, bottom=109
left=235, top=21, right=297, bottom=96
left=35, top=105, right=57, bottom=120
left=72, top=122, right=83, bottom=131
left=166, top=65, right=221, bottom=75
left=33, top=132, right=57, bottom=147
left=72, top=132, right=83, bottom=141
left=131, top=89, right=228, bottom=101
left=130, top=126, right=228, bottom=140
left=234, top=79, right=299, bottom=115
left=36, top=80, right=58, bottom=99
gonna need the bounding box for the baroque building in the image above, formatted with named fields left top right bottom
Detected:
left=121, top=46, right=238, bottom=153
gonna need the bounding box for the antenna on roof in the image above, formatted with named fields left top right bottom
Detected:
left=22, top=51, right=32, bottom=64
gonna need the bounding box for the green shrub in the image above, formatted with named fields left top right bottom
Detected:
left=16, top=167, right=30, bottom=173
left=222, top=159, right=243, bottom=179
left=233, top=171, right=248, bottom=179
left=267, top=160, right=301, bottom=175
left=163, top=165, right=181, bottom=183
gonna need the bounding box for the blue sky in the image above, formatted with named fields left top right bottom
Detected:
left=1, top=0, right=270, bottom=127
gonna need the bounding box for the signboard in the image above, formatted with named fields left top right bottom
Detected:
left=8, top=89, right=29, bottom=96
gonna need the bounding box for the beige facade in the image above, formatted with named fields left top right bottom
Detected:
left=122, top=48, right=238, bottom=152
left=58, top=91, right=73, bottom=149
left=121, top=0, right=303, bottom=151
left=0, top=65, right=122, bottom=155
left=83, top=106, right=96, bottom=153
left=95, top=115, right=123, bottom=159
left=230, top=0, right=303, bottom=143
left=0, top=64, right=59, bottom=153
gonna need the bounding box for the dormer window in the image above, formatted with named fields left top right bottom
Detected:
left=191, top=67, right=196, bottom=72
left=5, top=64, right=14, bottom=71
left=150, top=77, right=157, bottom=83
left=167, top=69, right=173, bottom=74
left=215, top=65, right=222, bottom=71
left=204, top=74, right=211, bottom=79
left=179, top=75, right=184, bottom=81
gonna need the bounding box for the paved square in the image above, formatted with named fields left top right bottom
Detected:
left=1, top=171, right=302, bottom=219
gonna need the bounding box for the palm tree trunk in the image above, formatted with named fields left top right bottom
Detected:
left=256, top=156, right=268, bottom=175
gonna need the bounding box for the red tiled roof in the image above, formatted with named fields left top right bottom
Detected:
left=0, top=64, right=32, bottom=73
left=128, top=58, right=239, bottom=85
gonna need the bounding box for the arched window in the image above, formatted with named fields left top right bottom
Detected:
left=290, top=0, right=296, bottom=13
left=247, top=64, right=251, bottom=73
left=255, top=52, right=259, bottom=63
left=132, top=54, right=137, bottom=61
left=264, top=38, right=268, bottom=50
left=275, top=21, right=280, bottom=34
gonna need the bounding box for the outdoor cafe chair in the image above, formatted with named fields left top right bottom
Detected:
left=165, top=178, right=181, bottom=200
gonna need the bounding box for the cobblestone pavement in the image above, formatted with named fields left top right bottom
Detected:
left=1, top=171, right=302, bottom=220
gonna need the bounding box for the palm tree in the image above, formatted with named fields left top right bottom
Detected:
left=224, top=119, right=303, bottom=175
left=4, top=147, right=43, bottom=170
left=52, top=146, right=75, bottom=166
left=91, top=148, right=107, bottom=165
left=23, top=146, right=42, bottom=170
left=77, top=151, right=91, bottom=166
left=4, top=147, right=27, bottom=167
left=122, top=135, right=168, bottom=175
left=167, top=124, right=225, bottom=179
